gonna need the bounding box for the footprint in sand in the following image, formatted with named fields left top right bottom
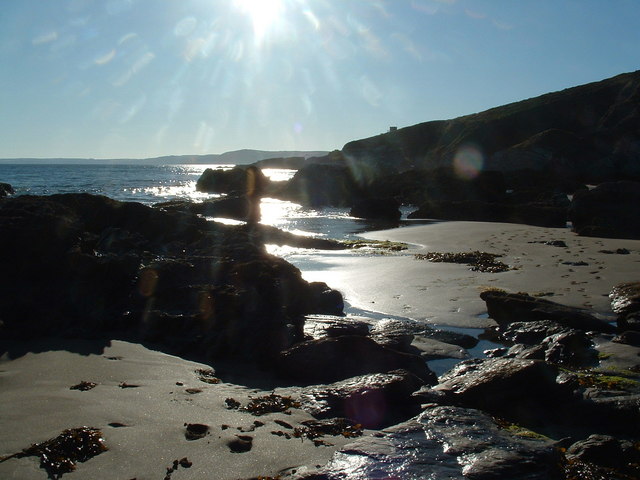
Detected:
left=227, top=435, right=253, bottom=453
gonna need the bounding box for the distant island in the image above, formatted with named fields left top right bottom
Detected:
left=0, top=149, right=328, bottom=165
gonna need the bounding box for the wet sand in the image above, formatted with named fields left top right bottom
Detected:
left=293, top=221, right=640, bottom=328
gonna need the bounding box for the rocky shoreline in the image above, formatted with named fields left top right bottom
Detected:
left=1, top=187, right=639, bottom=479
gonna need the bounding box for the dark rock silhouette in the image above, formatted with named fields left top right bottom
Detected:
left=0, top=182, right=14, bottom=198
left=0, top=193, right=343, bottom=363
left=568, top=181, right=640, bottom=239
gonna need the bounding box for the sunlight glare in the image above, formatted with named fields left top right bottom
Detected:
left=234, top=0, right=284, bottom=44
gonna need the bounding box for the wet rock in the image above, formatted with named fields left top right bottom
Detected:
left=349, top=197, right=401, bottom=221
left=542, top=330, right=598, bottom=366
left=0, top=182, right=15, bottom=198
left=569, top=181, right=640, bottom=239
left=277, top=335, right=437, bottom=385
left=480, top=290, right=616, bottom=333
left=314, top=406, right=562, bottom=480
left=618, top=312, right=640, bottom=333
left=306, top=282, right=345, bottom=316
left=612, top=330, right=640, bottom=346
left=196, top=166, right=267, bottom=196
left=303, top=315, right=370, bottom=340
left=610, top=282, right=640, bottom=317
left=279, top=163, right=364, bottom=207
left=566, top=434, right=626, bottom=468
left=501, top=320, right=572, bottom=345
left=297, top=370, right=425, bottom=428
left=433, top=358, right=566, bottom=428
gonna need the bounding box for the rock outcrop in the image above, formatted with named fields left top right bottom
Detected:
left=568, top=181, right=640, bottom=239
left=0, top=193, right=342, bottom=363
left=0, top=182, right=14, bottom=198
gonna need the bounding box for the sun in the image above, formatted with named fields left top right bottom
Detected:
left=234, top=0, right=285, bottom=45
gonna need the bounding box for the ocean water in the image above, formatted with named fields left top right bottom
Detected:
left=0, top=163, right=421, bottom=241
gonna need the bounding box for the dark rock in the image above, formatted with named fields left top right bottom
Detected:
left=303, top=315, right=370, bottom=340
left=480, top=290, right=616, bottom=333
left=306, top=282, right=344, bottom=316
left=612, top=330, right=640, bottom=346
left=314, top=406, right=563, bottom=480
left=156, top=196, right=255, bottom=222
left=408, top=199, right=567, bottom=228
left=0, top=182, right=14, bottom=198
left=610, top=281, right=640, bottom=316
left=297, top=370, right=425, bottom=429
left=349, top=197, right=401, bottom=221
left=0, top=193, right=347, bottom=366
left=565, top=434, right=625, bottom=469
left=569, top=181, right=640, bottom=239
left=433, top=358, right=567, bottom=429
left=542, top=330, right=597, bottom=366
left=196, top=165, right=267, bottom=196
left=618, top=313, right=640, bottom=333
left=501, top=320, right=571, bottom=345
left=367, top=318, right=474, bottom=360
left=279, top=163, right=364, bottom=207
left=277, top=335, right=437, bottom=385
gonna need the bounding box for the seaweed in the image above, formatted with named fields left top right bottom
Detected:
left=414, top=251, right=511, bottom=273
left=195, top=368, right=221, bottom=384
left=292, top=418, right=363, bottom=443
left=69, top=381, right=97, bottom=391
left=0, top=427, right=107, bottom=479
left=341, top=239, right=408, bottom=252
left=238, top=394, right=301, bottom=416
left=164, top=457, right=192, bottom=480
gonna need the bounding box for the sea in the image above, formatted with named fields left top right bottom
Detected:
left=0, top=163, right=422, bottom=241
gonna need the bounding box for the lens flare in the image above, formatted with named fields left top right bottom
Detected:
left=234, top=0, right=284, bottom=45
left=453, top=144, right=484, bottom=180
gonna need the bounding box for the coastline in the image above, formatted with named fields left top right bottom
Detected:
left=2, top=219, right=640, bottom=479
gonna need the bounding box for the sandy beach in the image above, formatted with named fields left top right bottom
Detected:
left=2, top=220, right=640, bottom=479
left=295, top=221, right=640, bottom=328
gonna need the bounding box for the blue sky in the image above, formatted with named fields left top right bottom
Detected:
left=1, top=0, right=639, bottom=159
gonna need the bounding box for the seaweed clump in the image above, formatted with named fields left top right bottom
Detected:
left=224, top=394, right=301, bottom=416
left=415, top=251, right=511, bottom=273
left=0, top=427, right=107, bottom=479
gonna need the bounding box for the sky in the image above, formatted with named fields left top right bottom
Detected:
left=1, top=0, right=639, bottom=159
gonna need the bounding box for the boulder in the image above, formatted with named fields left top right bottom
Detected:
left=568, top=181, right=640, bottom=239
left=296, top=370, right=425, bottom=428
left=195, top=165, right=267, bottom=196
left=480, top=290, right=616, bottom=333
left=0, top=194, right=346, bottom=365
left=155, top=196, right=255, bottom=222
left=277, top=335, right=437, bottom=384
left=610, top=281, right=640, bottom=317
left=306, top=282, right=344, bottom=316
left=433, top=358, right=567, bottom=428
left=0, top=182, right=14, bottom=198
left=311, top=406, right=563, bottom=480
left=566, top=434, right=626, bottom=469
left=303, top=315, right=370, bottom=340
left=349, top=197, right=401, bottom=221
left=279, top=163, right=364, bottom=207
